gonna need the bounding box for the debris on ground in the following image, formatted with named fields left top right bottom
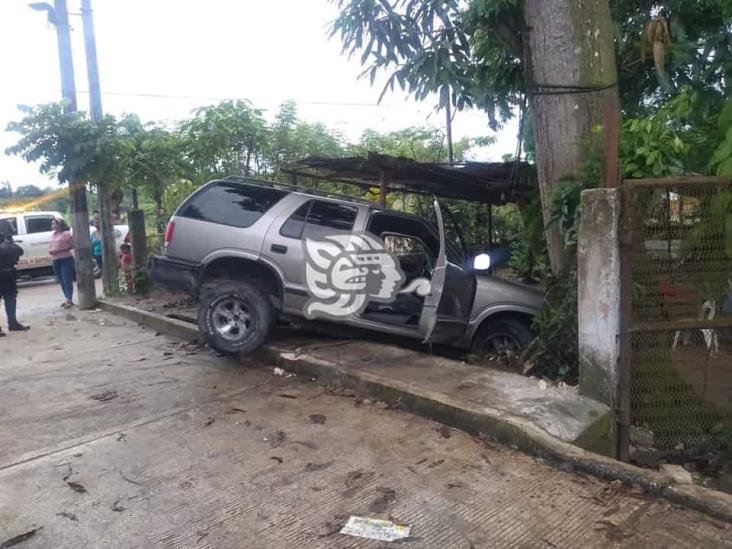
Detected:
left=278, top=393, right=298, bottom=399
left=89, top=390, right=118, bottom=402
left=427, top=459, right=445, bottom=468
left=437, top=426, right=452, bottom=439
left=369, top=487, right=397, bottom=513
left=204, top=417, right=215, bottom=427
left=266, top=430, right=287, bottom=448
left=55, top=463, right=73, bottom=481
left=660, top=464, right=694, bottom=484
left=56, top=512, right=78, bottom=522
left=228, top=407, right=246, bottom=414
left=304, top=461, right=334, bottom=473
left=111, top=499, right=125, bottom=512
left=309, top=414, right=327, bottom=425
left=119, top=471, right=144, bottom=486
left=273, top=367, right=286, bottom=376
left=270, top=456, right=283, bottom=464
left=116, top=432, right=127, bottom=443
left=66, top=481, right=87, bottom=493
left=292, top=440, right=318, bottom=450
left=340, top=516, right=411, bottom=542
left=0, top=527, right=42, bottom=548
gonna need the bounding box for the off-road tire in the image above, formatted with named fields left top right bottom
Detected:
left=197, top=281, right=272, bottom=355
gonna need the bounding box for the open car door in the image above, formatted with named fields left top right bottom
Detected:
left=418, top=199, right=476, bottom=344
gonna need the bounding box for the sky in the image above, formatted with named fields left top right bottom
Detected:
left=0, top=0, right=517, bottom=190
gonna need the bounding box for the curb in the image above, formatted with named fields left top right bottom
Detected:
left=97, top=298, right=732, bottom=523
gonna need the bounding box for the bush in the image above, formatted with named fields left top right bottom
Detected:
left=524, top=268, right=578, bottom=383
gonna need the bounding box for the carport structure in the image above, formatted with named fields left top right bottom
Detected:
left=283, top=153, right=535, bottom=250
left=284, top=152, right=534, bottom=205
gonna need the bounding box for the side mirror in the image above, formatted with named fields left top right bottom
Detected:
left=472, top=253, right=492, bottom=271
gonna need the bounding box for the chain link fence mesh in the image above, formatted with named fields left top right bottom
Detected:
left=625, top=179, right=732, bottom=473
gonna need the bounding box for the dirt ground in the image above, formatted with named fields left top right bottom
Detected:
left=0, top=280, right=730, bottom=548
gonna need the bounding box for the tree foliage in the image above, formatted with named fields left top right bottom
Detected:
left=331, top=0, right=731, bottom=122
left=179, top=100, right=269, bottom=179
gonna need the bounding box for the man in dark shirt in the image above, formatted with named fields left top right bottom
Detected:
left=0, top=219, right=29, bottom=335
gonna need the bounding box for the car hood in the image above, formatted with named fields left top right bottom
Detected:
left=470, top=274, right=545, bottom=318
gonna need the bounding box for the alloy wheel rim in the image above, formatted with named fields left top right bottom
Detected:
left=212, top=298, right=252, bottom=341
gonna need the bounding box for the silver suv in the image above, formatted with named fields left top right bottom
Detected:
left=149, top=177, right=544, bottom=359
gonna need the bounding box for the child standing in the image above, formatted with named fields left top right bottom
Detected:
left=119, top=243, right=134, bottom=294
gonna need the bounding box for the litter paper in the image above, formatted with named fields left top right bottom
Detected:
left=340, top=516, right=411, bottom=542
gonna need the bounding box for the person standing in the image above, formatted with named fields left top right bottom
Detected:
left=90, top=221, right=103, bottom=273
left=49, top=218, right=76, bottom=308
left=0, top=219, right=29, bottom=335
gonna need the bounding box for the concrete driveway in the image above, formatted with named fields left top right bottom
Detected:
left=0, top=280, right=729, bottom=548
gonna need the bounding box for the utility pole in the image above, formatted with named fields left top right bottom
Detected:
left=445, top=90, right=454, bottom=164
left=32, top=0, right=96, bottom=308
left=81, top=0, right=118, bottom=295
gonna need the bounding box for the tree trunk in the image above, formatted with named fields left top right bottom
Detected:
left=69, top=180, right=96, bottom=309
left=524, top=0, right=619, bottom=274
left=98, top=184, right=119, bottom=295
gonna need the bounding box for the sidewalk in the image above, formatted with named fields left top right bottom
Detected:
left=99, top=294, right=732, bottom=522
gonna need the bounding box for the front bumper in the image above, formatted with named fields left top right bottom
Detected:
left=148, top=255, right=200, bottom=295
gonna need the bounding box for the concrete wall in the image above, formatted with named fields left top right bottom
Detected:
left=578, top=188, right=621, bottom=410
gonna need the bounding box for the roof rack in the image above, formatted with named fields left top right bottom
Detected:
left=220, top=175, right=376, bottom=207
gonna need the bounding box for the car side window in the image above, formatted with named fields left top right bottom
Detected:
left=179, top=182, right=287, bottom=229
left=279, top=201, right=311, bottom=239
left=280, top=200, right=358, bottom=240
left=0, top=217, right=18, bottom=235
left=306, top=201, right=357, bottom=232
left=25, top=215, right=54, bottom=234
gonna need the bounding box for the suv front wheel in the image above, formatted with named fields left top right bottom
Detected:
left=471, top=318, right=533, bottom=370
left=197, top=281, right=272, bottom=355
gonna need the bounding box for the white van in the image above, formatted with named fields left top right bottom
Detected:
left=0, top=210, right=128, bottom=276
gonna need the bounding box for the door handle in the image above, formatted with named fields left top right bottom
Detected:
left=270, top=244, right=288, bottom=254
left=13, top=239, right=23, bottom=243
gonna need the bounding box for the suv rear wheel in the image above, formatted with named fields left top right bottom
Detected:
left=197, top=281, right=272, bottom=355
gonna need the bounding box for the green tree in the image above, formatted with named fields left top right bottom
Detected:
left=266, top=101, right=345, bottom=179
left=331, top=0, right=620, bottom=273
left=126, top=124, right=187, bottom=210
left=6, top=103, right=132, bottom=188
left=330, top=0, right=732, bottom=272
left=179, top=100, right=269, bottom=180
left=614, top=0, right=732, bottom=115
left=14, top=185, right=44, bottom=198
left=0, top=181, right=12, bottom=200
left=352, top=126, right=489, bottom=162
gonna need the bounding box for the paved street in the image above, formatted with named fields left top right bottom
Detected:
left=0, top=280, right=730, bottom=548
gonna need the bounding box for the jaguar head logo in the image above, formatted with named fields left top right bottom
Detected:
left=303, top=233, right=404, bottom=319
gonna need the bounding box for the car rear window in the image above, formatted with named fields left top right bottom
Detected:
left=178, top=182, right=287, bottom=228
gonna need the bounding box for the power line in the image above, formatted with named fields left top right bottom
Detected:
left=72, top=89, right=428, bottom=109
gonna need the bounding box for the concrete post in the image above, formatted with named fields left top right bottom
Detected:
left=578, top=188, right=621, bottom=409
